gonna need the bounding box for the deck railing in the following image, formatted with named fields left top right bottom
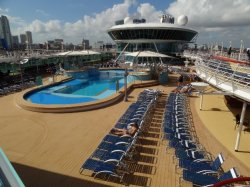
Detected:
left=183, top=50, right=249, bottom=62
left=194, top=57, right=250, bottom=102
left=196, top=58, right=250, bottom=88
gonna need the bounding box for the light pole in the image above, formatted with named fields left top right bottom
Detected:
left=19, top=63, right=24, bottom=90
left=238, top=40, right=243, bottom=61
left=124, top=68, right=128, bottom=102
left=210, top=43, right=213, bottom=54
left=16, top=52, right=29, bottom=90
left=228, top=41, right=232, bottom=58
left=221, top=42, right=223, bottom=56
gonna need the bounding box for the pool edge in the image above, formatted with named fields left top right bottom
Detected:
left=15, top=80, right=159, bottom=113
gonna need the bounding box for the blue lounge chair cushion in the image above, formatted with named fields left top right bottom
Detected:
left=91, top=149, right=125, bottom=163
left=183, top=170, right=219, bottom=186
left=179, top=153, right=224, bottom=172
left=182, top=167, right=238, bottom=186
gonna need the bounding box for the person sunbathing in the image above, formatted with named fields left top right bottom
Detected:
left=110, top=123, right=139, bottom=137
left=172, top=84, right=192, bottom=94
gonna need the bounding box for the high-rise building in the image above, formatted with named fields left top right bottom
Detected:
left=0, top=15, right=12, bottom=49
left=95, top=41, right=104, bottom=50
left=82, top=38, right=89, bottom=50
left=20, top=34, right=26, bottom=44
left=12, top=35, right=19, bottom=49
left=26, top=31, right=32, bottom=44
left=46, top=39, right=64, bottom=50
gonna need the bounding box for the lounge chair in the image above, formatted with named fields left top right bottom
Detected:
left=178, top=153, right=224, bottom=173
left=181, top=167, right=238, bottom=186
left=91, top=135, right=138, bottom=163
left=174, top=149, right=207, bottom=164
left=80, top=158, right=129, bottom=184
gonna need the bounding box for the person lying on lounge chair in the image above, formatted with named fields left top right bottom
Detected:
left=110, top=123, right=139, bottom=137
left=172, top=84, right=192, bottom=94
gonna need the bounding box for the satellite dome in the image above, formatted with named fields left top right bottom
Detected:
left=177, top=15, right=188, bottom=26
left=124, top=17, right=133, bottom=24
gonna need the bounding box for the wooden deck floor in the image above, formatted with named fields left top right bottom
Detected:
left=0, top=74, right=249, bottom=186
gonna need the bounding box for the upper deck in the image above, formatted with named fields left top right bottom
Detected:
left=107, top=15, right=198, bottom=43
left=193, top=55, right=250, bottom=103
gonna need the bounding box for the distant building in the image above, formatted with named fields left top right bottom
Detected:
left=54, top=39, right=64, bottom=50
left=104, top=43, right=114, bottom=50
left=26, top=31, right=32, bottom=44
left=25, top=31, right=33, bottom=50
left=95, top=41, right=104, bottom=50
left=46, top=39, right=64, bottom=50
left=82, top=38, right=89, bottom=50
left=20, top=34, right=26, bottom=44
left=65, top=43, right=75, bottom=51
left=12, top=35, right=19, bottom=49
left=0, top=15, right=12, bottom=49
left=19, top=34, right=27, bottom=50
left=93, top=41, right=115, bottom=51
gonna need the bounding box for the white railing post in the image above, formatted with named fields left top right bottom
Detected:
left=238, top=40, right=243, bottom=61
left=235, top=102, right=247, bottom=151
left=221, top=42, right=223, bottom=56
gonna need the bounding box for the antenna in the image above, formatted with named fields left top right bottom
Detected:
left=159, top=13, right=174, bottom=24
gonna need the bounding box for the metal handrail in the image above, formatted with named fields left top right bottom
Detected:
left=196, top=59, right=250, bottom=89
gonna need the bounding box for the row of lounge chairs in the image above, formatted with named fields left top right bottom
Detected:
left=0, top=76, right=35, bottom=96
left=79, top=89, right=161, bottom=185
left=163, top=93, right=239, bottom=186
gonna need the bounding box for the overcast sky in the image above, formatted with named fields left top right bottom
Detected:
left=1, top=0, right=250, bottom=47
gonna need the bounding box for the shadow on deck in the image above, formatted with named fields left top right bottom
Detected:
left=13, top=162, right=110, bottom=187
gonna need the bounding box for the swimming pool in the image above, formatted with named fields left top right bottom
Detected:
left=25, top=70, right=129, bottom=105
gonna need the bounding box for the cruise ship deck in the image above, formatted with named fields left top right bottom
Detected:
left=0, top=74, right=249, bottom=186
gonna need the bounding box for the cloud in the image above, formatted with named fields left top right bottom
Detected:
left=136, top=3, right=160, bottom=22
left=6, top=0, right=250, bottom=47
left=0, top=8, right=9, bottom=14
left=166, top=0, right=250, bottom=46
left=61, top=0, right=134, bottom=43
left=167, top=0, right=250, bottom=28
left=35, top=9, right=50, bottom=17
left=9, top=0, right=134, bottom=44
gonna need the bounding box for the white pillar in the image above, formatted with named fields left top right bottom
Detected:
left=199, top=93, right=203, bottom=110
left=124, top=68, right=128, bottom=102
left=238, top=40, right=243, bottom=61
left=235, top=102, right=247, bottom=151
left=19, top=62, right=24, bottom=90
left=229, top=41, right=232, bottom=58
left=114, top=43, right=129, bottom=63
left=153, top=43, right=163, bottom=64
left=221, top=42, right=223, bottom=56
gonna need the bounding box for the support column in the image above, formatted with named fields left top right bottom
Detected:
left=235, top=102, right=247, bottom=151
left=199, top=92, right=203, bottom=110
left=114, top=43, right=129, bottom=63
left=153, top=43, right=163, bottom=64
left=124, top=68, right=128, bottom=102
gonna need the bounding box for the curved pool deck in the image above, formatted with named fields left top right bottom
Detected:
left=15, top=79, right=159, bottom=113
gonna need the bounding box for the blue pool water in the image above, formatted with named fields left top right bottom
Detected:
left=25, top=70, right=129, bottom=105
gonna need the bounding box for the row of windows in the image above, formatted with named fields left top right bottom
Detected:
left=116, top=42, right=183, bottom=53
left=108, top=29, right=197, bottom=42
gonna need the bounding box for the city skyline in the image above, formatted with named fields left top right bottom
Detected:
left=0, top=0, right=249, bottom=47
